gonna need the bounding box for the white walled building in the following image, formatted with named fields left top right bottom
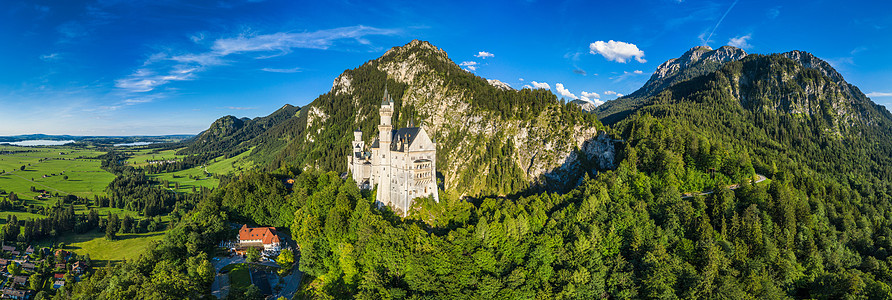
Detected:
left=347, top=89, right=439, bottom=215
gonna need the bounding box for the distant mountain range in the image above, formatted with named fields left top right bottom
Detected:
left=0, top=134, right=193, bottom=144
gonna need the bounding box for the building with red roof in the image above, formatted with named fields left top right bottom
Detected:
left=237, top=225, right=283, bottom=252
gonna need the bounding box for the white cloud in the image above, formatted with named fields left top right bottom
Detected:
left=261, top=67, right=302, bottom=73
left=211, top=25, right=398, bottom=56
left=581, top=91, right=600, bottom=100
left=475, top=51, right=494, bottom=59
left=589, top=40, right=646, bottom=63
left=460, top=61, right=478, bottom=71
left=555, top=83, right=578, bottom=100
left=116, top=25, right=398, bottom=94
left=519, top=78, right=524, bottom=81
left=578, top=91, right=604, bottom=106
left=604, top=90, right=617, bottom=95
left=531, top=81, right=550, bottom=89
left=617, top=93, right=624, bottom=97
left=633, top=70, right=643, bottom=74
left=728, top=34, right=752, bottom=49
left=522, top=84, right=533, bottom=89
left=867, top=92, right=892, bottom=97
left=40, top=53, right=61, bottom=61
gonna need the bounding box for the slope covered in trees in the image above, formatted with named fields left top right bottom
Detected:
left=57, top=44, right=892, bottom=299
left=191, top=40, right=605, bottom=197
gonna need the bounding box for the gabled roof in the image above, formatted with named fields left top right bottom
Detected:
left=238, top=225, right=281, bottom=245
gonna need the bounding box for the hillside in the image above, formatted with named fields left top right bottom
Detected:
left=596, top=45, right=748, bottom=124
left=177, top=104, right=301, bottom=159
left=200, top=40, right=613, bottom=197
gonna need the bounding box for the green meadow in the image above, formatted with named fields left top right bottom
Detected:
left=0, top=145, right=113, bottom=200
left=59, top=231, right=167, bottom=267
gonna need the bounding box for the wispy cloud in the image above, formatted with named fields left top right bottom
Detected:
left=261, top=67, right=302, bottom=73
left=573, top=69, right=587, bottom=76
left=867, top=92, right=892, bottom=97
left=612, top=70, right=646, bottom=82
left=767, top=6, right=781, bottom=19
left=728, top=34, right=752, bottom=49
left=555, top=83, right=578, bottom=99
left=460, top=61, right=478, bottom=71
left=589, top=40, right=646, bottom=63
left=475, top=51, right=494, bottom=59
left=703, top=0, right=740, bottom=45
left=224, top=106, right=256, bottom=110
left=40, top=53, right=61, bottom=61
left=116, top=25, right=399, bottom=95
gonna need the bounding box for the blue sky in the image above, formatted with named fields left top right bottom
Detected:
left=1, top=0, right=890, bottom=135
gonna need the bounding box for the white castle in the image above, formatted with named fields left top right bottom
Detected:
left=346, top=88, right=439, bottom=215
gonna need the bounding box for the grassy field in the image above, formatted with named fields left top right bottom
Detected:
left=124, top=148, right=185, bottom=167
left=227, top=263, right=253, bottom=289
left=149, top=166, right=219, bottom=193
left=0, top=145, right=113, bottom=200
left=204, top=148, right=256, bottom=175
left=59, top=231, right=167, bottom=267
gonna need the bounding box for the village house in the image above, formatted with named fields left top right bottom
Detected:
left=55, top=249, right=70, bottom=262
left=1, top=289, right=28, bottom=300
left=53, top=280, right=65, bottom=289
left=0, top=259, right=8, bottom=267
left=20, top=262, right=34, bottom=272
left=72, top=261, right=87, bottom=275
left=237, top=225, right=283, bottom=253
left=2, top=245, right=15, bottom=252
left=23, top=246, right=33, bottom=256
left=12, top=276, right=27, bottom=287
left=55, top=263, right=66, bottom=271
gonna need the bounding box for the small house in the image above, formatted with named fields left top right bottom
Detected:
left=12, top=275, right=27, bottom=286
left=24, top=246, right=33, bottom=255
left=72, top=261, right=87, bottom=275
left=1, top=289, right=28, bottom=300
left=2, top=245, right=15, bottom=252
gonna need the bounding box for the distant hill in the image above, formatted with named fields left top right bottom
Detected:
left=176, top=104, right=301, bottom=159
left=0, top=134, right=192, bottom=145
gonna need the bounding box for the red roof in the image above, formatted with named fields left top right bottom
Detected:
left=238, top=225, right=281, bottom=245
left=53, top=273, right=64, bottom=279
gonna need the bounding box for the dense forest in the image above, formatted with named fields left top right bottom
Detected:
left=48, top=43, right=892, bottom=300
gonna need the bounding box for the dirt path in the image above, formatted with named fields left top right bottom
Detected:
left=681, top=174, right=767, bottom=199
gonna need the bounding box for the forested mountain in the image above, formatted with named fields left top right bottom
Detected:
left=596, top=45, right=748, bottom=124
left=191, top=40, right=612, bottom=197
left=63, top=42, right=892, bottom=299
left=178, top=104, right=301, bottom=159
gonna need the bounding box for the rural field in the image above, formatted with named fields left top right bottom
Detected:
left=0, top=145, right=113, bottom=200
left=58, top=230, right=167, bottom=267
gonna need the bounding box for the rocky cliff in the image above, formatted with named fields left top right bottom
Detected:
left=246, top=40, right=614, bottom=197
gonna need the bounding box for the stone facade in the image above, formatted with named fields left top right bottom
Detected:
left=347, top=89, right=439, bottom=215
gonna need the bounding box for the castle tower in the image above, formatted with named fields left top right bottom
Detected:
left=376, top=88, right=394, bottom=208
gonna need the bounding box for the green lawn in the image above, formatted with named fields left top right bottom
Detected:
left=227, top=263, right=253, bottom=289
left=58, top=231, right=167, bottom=267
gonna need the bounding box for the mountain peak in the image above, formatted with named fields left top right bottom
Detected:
left=781, top=50, right=845, bottom=84
left=629, top=45, right=747, bottom=98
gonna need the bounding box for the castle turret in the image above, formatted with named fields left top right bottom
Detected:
left=376, top=88, right=394, bottom=208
